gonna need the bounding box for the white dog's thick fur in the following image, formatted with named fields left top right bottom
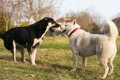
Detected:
left=61, top=20, right=118, bottom=79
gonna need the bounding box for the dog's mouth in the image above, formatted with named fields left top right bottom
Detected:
left=61, top=29, right=67, bottom=33
left=50, top=23, right=61, bottom=32
left=53, top=23, right=60, bottom=28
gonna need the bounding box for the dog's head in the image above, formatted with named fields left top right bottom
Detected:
left=43, top=17, right=61, bottom=32
left=60, top=19, right=81, bottom=33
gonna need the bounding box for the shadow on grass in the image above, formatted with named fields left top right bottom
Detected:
left=51, top=63, right=72, bottom=70
left=14, top=61, right=96, bottom=77
left=49, top=63, right=96, bottom=79
left=0, top=54, right=13, bottom=61
left=0, top=54, right=30, bottom=63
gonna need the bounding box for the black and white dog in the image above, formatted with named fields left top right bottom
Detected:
left=0, top=17, right=60, bottom=65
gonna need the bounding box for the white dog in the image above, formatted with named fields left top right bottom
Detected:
left=60, top=20, right=118, bottom=79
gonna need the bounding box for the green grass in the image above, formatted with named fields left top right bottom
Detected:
left=0, top=36, right=120, bottom=80
left=39, top=37, right=70, bottom=50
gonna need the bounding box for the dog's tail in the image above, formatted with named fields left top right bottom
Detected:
left=106, top=21, right=118, bottom=41
left=0, top=32, right=5, bottom=40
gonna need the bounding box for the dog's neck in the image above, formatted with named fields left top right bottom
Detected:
left=66, top=23, right=80, bottom=37
left=68, top=28, right=79, bottom=37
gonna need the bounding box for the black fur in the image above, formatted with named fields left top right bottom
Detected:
left=0, top=17, right=59, bottom=53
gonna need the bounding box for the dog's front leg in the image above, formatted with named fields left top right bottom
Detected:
left=12, top=50, right=17, bottom=63
left=12, top=40, right=17, bottom=63
left=82, top=57, right=87, bottom=70
left=30, top=48, right=37, bottom=65
left=71, top=52, right=78, bottom=71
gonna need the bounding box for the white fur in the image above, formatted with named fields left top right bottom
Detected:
left=33, top=38, right=43, bottom=46
left=61, top=20, right=118, bottom=79
left=107, top=21, right=118, bottom=41
left=30, top=48, right=37, bottom=65
left=13, top=40, right=17, bottom=62
left=32, top=22, right=53, bottom=47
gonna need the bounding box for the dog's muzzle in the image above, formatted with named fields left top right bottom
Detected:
left=50, top=23, right=61, bottom=32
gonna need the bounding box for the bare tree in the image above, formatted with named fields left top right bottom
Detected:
left=0, top=0, right=58, bottom=32
left=0, top=0, right=4, bottom=26
left=1, top=0, right=24, bottom=31
left=24, top=0, right=57, bottom=21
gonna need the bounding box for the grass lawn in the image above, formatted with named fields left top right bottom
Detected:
left=0, top=36, right=120, bottom=80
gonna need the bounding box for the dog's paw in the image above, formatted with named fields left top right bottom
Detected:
left=95, top=74, right=106, bottom=80
left=99, top=76, right=106, bottom=79
left=32, top=63, right=36, bottom=66
left=21, top=58, right=26, bottom=62
left=108, top=71, right=113, bottom=76
left=22, top=60, right=27, bottom=63
left=14, top=60, right=18, bottom=64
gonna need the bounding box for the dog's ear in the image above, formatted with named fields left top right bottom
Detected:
left=72, top=19, right=77, bottom=25
left=44, top=17, right=49, bottom=21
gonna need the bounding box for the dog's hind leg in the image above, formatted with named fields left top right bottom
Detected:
left=99, top=58, right=109, bottom=79
left=20, top=48, right=25, bottom=62
left=12, top=40, right=17, bottom=63
left=108, top=54, right=115, bottom=75
left=17, top=47, right=25, bottom=62
left=71, top=52, right=78, bottom=71
left=82, top=57, right=87, bottom=70
left=29, top=48, right=37, bottom=65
